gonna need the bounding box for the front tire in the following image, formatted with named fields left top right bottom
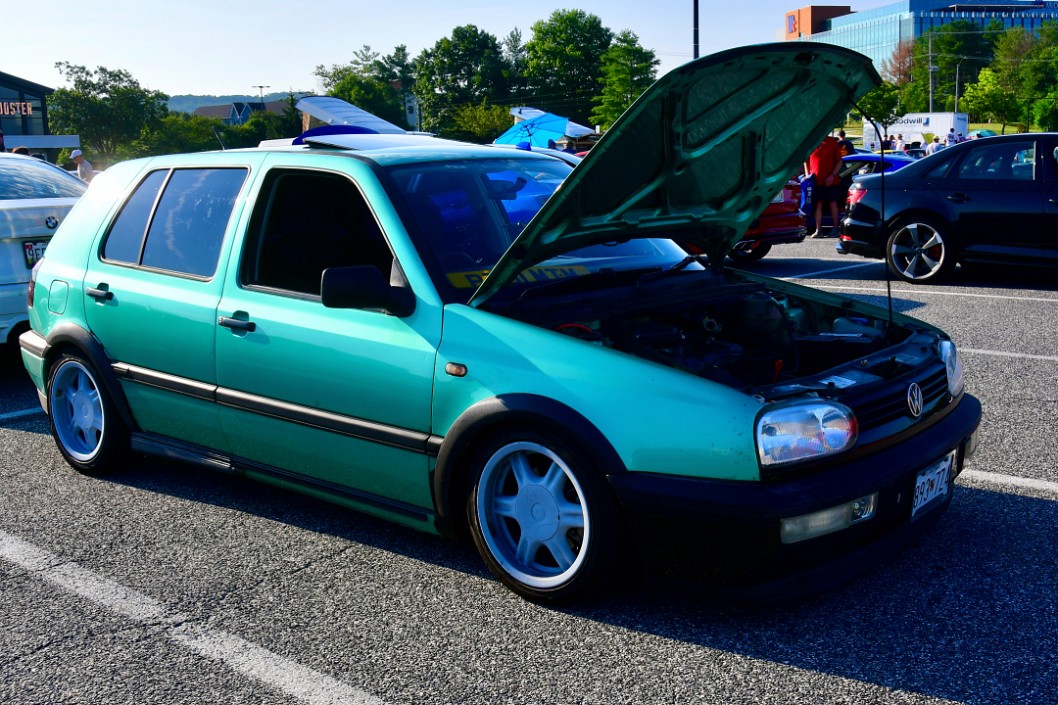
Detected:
left=466, top=430, right=618, bottom=602
left=885, top=217, right=957, bottom=283
left=47, top=352, right=128, bottom=474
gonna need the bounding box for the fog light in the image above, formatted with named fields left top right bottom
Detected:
left=780, top=493, right=878, bottom=544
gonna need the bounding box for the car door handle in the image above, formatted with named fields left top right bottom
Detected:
left=86, top=286, right=114, bottom=301
left=946, top=193, right=969, bottom=203
left=218, top=316, right=257, bottom=332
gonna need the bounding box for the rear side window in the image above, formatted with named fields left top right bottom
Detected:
left=103, top=167, right=247, bottom=277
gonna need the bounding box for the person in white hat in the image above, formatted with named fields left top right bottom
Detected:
left=70, top=149, right=95, bottom=182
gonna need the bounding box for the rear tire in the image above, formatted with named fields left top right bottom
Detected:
left=885, top=217, right=957, bottom=283
left=47, top=352, right=128, bottom=474
left=728, top=243, right=771, bottom=264
left=466, top=429, right=619, bottom=602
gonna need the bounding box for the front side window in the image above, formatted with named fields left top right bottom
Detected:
left=956, top=141, right=1034, bottom=181
left=241, top=169, right=393, bottom=297
left=102, top=168, right=247, bottom=277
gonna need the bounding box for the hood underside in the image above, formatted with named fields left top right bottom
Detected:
left=470, top=42, right=880, bottom=306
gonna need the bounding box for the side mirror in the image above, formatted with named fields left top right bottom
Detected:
left=321, top=265, right=416, bottom=317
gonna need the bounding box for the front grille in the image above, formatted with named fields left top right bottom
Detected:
left=851, top=365, right=949, bottom=431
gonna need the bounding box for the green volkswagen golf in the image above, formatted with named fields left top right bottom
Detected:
left=20, top=43, right=980, bottom=602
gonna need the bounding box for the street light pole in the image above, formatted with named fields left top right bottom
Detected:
left=253, top=85, right=270, bottom=107
left=693, top=0, right=699, bottom=59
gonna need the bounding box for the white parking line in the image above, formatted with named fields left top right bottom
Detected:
left=0, top=531, right=388, bottom=705
left=961, top=348, right=1058, bottom=363
left=960, top=470, right=1058, bottom=497
left=782, top=262, right=879, bottom=279
left=802, top=283, right=1058, bottom=304
left=0, top=407, right=45, bottom=422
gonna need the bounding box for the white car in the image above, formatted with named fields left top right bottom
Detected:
left=0, top=153, right=87, bottom=345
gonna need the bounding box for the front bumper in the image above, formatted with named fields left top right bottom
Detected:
left=608, top=393, right=981, bottom=598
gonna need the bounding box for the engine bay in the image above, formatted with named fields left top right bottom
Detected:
left=492, top=268, right=934, bottom=396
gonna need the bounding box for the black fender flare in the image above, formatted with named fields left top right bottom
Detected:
left=35, top=322, right=137, bottom=431
left=429, top=393, right=627, bottom=539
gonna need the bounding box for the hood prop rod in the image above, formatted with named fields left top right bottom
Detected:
left=856, top=106, right=893, bottom=329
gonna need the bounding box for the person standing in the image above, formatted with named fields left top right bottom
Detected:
left=925, top=136, right=943, bottom=156
left=895, top=134, right=906, bottom=152
left=835, top=130, right=855, bottom=157
left=804, top=134, right=843, bottom=238
left=70, top=149, right=95, bottom=182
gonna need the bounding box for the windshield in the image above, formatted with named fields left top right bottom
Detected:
left=0, top=156, right=87, bottom=200
left=387, top=157, right=691, bottom=304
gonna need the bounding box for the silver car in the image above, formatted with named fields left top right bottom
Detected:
left=0, top=153, right=86, bottom=345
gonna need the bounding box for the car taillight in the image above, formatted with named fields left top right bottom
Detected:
left=27, top=259, right=41, bottom=308
left=846, top=185, right=867, bottom=208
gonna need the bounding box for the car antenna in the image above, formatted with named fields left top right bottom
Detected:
left=212, top=126, right=227, bottom=151
left=855, top=106, right=893, bottom=328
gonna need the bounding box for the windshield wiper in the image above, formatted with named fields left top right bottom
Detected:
left=637, top=253, right=709, bottom=285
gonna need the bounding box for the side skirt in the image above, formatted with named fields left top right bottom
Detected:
left=129, top=431, right=435, bottom=525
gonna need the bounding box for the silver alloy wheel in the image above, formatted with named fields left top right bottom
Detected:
left=475, top=441, right=590, bottom=589
left=888, top=221, right=948, bottom=281
left=50, top=359, right=106, bottom=463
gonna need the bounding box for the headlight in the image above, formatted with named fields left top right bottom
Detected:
left=757, top=401, right=857, bottom=467
left=939, top=340, right=965, bottom=397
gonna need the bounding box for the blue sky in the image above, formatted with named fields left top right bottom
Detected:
left=11, top=1, right=883, bottom=97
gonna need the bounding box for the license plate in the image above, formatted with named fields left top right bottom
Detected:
left=24, top=241, right=48, bottom=268
left=911, top=450, right=956, bottom=519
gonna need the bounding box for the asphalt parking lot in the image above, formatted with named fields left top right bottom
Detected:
left=1, top=238, right=1055, bottom=704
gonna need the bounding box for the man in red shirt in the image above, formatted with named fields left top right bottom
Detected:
left=804, top=135, right=843, bottom=238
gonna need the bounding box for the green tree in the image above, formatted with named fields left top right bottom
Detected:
left=413, top=25, right=509, bottom=134
left=502, top=28, right=529, bottom=102
left=589, top=30, right=658, bottom=131
left=902, top=20, right=994, bottom=113
left=524, top=10, right=613, bottom=124
left=134, top=112, right=225, bottom=156
left=451, top=101, right=512, bottom=142
left=48, top=63, right=169, bottom=162
left=990, top=26, right=1037, bottom=126
left=960, top=67, right=1020, bottom=131
left=315, top=45, right=410, bottom=128
left=330, top=72, right=405, bottom=126
left=857, top=82, right=902, bottom=137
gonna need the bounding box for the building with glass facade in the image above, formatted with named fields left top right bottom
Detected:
left=786, top=1, right=1058, bottom=67
left=0, top=70, right=78, bottom=157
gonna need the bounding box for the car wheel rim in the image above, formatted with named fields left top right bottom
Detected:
left=476, top=441, right=589, bottom=589
left=50, top=361, right=105, bottom=462
left=890, top=223, right=946, bottom=280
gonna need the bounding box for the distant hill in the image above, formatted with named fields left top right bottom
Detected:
left=167, top=92, right=307, bottom=114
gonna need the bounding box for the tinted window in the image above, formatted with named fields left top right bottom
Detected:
left=955, top=141, right=1034, bottom=181
left=0, top=156, right=87, bottom=199
left=103, top=170, right=167, bottom=264
left=242, top=170, right=392, bottom=296
left=141, top=169, right=246, bottom=277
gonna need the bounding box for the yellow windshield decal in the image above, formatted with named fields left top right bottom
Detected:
left=448, top=265, right=591, bottom=289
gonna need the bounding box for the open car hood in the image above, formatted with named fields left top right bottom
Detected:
left=469, top=42, right=880, bottom=306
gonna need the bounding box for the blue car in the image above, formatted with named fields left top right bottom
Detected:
left=840, top=152, right=918, bottom=179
